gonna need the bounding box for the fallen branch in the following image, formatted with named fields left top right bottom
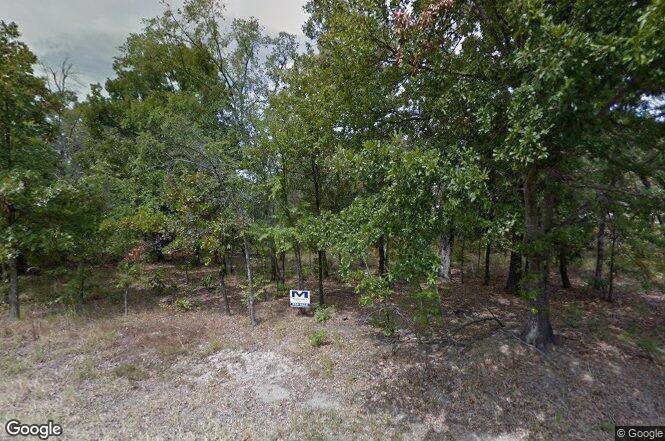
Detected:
left=450, top=315, right=504, bottom=334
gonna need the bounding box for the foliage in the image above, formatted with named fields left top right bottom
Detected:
left=1, top=0, right=663, bottom=349
left=308, top=330, right=328, bottom=348
left=174, top=298, right=195, bottom=311
left=314, top=305, right=335, bottom=324
left=201, top=274, right=215, bottom=290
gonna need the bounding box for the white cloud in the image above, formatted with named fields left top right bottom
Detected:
left=0, top=0, right=308, bottom=95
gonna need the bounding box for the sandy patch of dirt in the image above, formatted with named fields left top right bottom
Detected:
left=1, top=266, right=663, bottom=440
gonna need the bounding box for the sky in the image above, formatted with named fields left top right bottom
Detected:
left=0, top=0, right=309, bottom=96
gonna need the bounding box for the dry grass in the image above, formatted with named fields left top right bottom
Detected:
left=0, top=262, right=663, bottom=440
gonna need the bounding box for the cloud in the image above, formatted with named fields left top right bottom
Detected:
left=0, top=0, right=308, bottom=96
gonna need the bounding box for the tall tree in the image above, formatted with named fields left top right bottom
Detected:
left=0, top=21, right=56, bottom=319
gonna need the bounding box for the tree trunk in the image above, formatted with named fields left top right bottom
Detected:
left=219, top=257, right=231, bottom=315
left=76, top=262, right=85, bottom=314
left=477, top=241, right=482, bottom=273
left=269, top=243, right=279, bottom=282
left=242, top=235, right=257, bottom=327
left=311, top=158, right=325, bottom=304
left=460, top=237, right=465, bottom=283
left=506, top=232, right=522, bottom=294
left=593, top=215, right=606, bottom=293
left=8, top=256, right=19, bottom=320
left=520, top=168, right=556, bottom=348
left=438, top=231, right=454, bottom=280
left=378, top=235, right=386, bottom=276
left=294, top=245, right=304, bottom=290
left=7, top=203, right=19, bottom=320
left=1, top=263, right=7, bottom=305
left=294, top=245, right=306, bottom=316
left=559, top=249, right=572, bottom=289
left=279, top=252, right=286, bottom=285
left=483, top=242, right=491, bottom=285
left=123, top=287, right=129, bottom=317
left=322, top=250, right=329, bottom=278
left=194, top=246, right=202, bottom=267
left=317, top=250, right=325, bottom=305
left=309, top=252, right=314, bottom=275
left=607, top=227, right=618, bottom=302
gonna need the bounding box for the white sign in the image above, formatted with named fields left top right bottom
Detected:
left=290, top=290, right=311, bottom=308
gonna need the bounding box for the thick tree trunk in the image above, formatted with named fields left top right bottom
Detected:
left=219, top=257, right=231, bottom=315
left=8, top=256, right=19, bottom=320
left=506, top=232, right=522, bottom=294
left=520, top=168, right=556, bottom=348
left=438, top=231, right=454, bottom=280
left=378, top=235, right=386, bottom=276
left=559, top=249, right=572, bottom=289
left=483, top=243, right=491, bottom=285
left=593, top=215, right=606, bottom=293
left=322, top=250, right=329, bottom=278
left=242, top=235, right=257, bottom=327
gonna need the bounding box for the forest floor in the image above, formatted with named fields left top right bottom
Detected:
left=1, top=263, right=664, bottom=440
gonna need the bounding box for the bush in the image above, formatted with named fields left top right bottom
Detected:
left=201, top=274, right=215, bottom=290
left=148, top=268, right=167, bottom=295
left=308, top=330, right=327, bottom=348
left=175, top=298, right=194, bottom=311
left=200, top=338, right=223, bottom=357
left=314, top=305, right=335, bottom=323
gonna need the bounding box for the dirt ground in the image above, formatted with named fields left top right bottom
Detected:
left=1, top=263, right=664, bottom=440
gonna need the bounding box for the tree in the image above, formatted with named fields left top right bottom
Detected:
left=0, top=21, right=57, bottom=319
left=301, top=0, right=664, bottom=348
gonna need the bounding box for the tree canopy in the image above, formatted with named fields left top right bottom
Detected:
left=1, top=0, right=663, bottom=350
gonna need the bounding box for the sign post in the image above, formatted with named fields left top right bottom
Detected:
left=289, top=290, right=311, bottom=308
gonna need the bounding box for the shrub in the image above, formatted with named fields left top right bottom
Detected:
left=201, top=274, right=215, bottom=290
left=308, top=330, right=327, bottom=348
left=200, top=338, right=223, bottom=357
left=314, top=305, right=335, bottom=323
left=175, top=298, right=194, bottom=311
left=148, top=268, right=167, bottom=295
left=72, top=357, right=98, bottom=382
